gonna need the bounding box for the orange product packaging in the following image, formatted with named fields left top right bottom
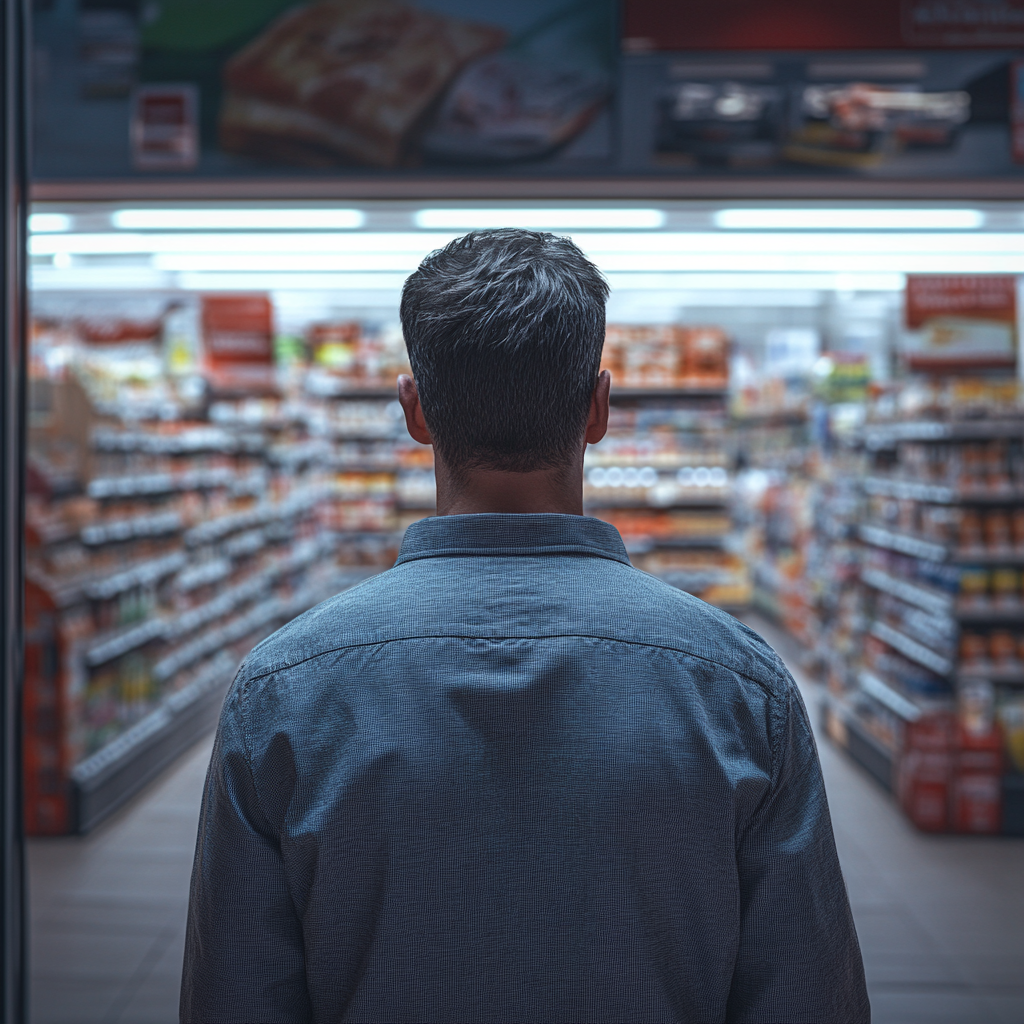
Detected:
left=680, top=327, right=729, bottom=387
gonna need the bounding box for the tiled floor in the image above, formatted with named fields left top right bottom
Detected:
left=28, top=737, right=213, bottom=1024
left=751, top=617, right=1024, bottom=1024
left=27, top=619, right=1024, bottom=1024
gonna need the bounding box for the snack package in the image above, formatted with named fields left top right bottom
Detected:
left=220, top=0, right=505, bottom=167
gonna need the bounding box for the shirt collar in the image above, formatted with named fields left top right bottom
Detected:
left=396, top=513, right=631, bottom=566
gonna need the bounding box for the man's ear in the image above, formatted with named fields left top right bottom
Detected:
left=397, top=375, right=433, bottom=446
left=585, top=370, right=611, bottom=446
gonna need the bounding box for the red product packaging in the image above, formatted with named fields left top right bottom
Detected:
left=897, top=749, right=952, bottom=832
left=896, top=711, right=954, bottom=832
left=950, top=726, right=1003, bottom=835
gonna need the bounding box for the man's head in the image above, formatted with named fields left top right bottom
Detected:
left=400, top=229, right=609, bottom=474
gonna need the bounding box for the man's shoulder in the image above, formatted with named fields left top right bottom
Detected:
left=239, top=567, right=403, bottom=683
left=613, top=567, right=789, bottom=696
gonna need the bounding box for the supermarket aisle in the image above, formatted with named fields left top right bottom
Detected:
left=750, top=615, right=1024, bottom=1024
left=28, top=621, right=1024, bottom=1024
left=28, top=734, right=214, bottom=1024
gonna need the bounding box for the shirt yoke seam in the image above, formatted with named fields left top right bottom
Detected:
left=242, top=632, right=781, bottom=696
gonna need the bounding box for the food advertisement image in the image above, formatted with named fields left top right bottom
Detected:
left=29, top=0, right=1024, bottom=180
left=33, top=0, right=617, bottom=177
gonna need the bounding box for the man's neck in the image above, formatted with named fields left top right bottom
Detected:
left=434, top=458, right=585, bottom=516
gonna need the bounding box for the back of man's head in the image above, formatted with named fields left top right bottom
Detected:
left=400, top=229, right=609, bottom=473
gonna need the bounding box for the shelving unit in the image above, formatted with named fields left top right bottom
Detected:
left=585, top=385, right=750, bottom=612
left=23, top=371, right=398, bottom=834
left=829, top=412, right=1024, bottom=835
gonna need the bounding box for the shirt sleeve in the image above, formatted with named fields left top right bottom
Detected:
left=726, top=665, right=871, bottom=1024
left=180, top=676, right=312, bottom=1024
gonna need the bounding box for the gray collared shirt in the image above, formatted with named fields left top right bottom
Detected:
left=181, top=513, right=869, bottom=1024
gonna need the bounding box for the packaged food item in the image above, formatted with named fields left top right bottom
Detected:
left=999, top=696, right=1024, bottom=773
left=958, top=509, right=984, bottom=552
left=897, top=710, right=955, bottom=832
left=992, top=567, right=1021, bottom=608
left=960, top=678, right=997, bottom=736
left=986, top=442, right=1011, bottom=493
left=984, top=510, right=1012, bottom=552
left=920, top=505, right=957, bottom=544
left=958, top=567, right=990, bottom=609
left=896, top=498, right=918, bottom=535
left=1012, top=508, right=1024, bottom=550
left=959, top=631, right=988, bottom=667
left=989, top=630, right=1018, bottom=666
left=680, top=327, right=729, bottom=387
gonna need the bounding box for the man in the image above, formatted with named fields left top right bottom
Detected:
left=181, top=229, right=869, bottom=1023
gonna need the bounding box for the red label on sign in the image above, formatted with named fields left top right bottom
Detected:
left=623, top=0, right=1024, bottom=49
left=902, top=0, right=1024, bottom=45
left=201, top=295, right=274, bottom=366
left=905, top=275, right=1016, bottom=328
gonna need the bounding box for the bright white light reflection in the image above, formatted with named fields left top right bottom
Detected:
left=714, top=208, right=985, bottom=230
left=413, top=208, right=666, bottom=230
left=29, top=213, right=71, bottom=233
left=111, top=208, right=366, bottom=230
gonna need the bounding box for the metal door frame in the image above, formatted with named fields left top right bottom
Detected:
left=1, top=0, right=29, bottom=1019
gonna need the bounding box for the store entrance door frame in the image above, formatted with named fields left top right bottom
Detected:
left=1, top=0, right=29, bottom=1020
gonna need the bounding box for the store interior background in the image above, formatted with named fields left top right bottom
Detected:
left=22, top=197, right=1024, bottom=1024
left=19, top=0, right=1024, bottom=1021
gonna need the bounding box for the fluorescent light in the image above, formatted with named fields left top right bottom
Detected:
left=413, top=208, right=666, bottom=230
left=111, top=208, right=366, bottom=230
left=29, top=232, right=456, bottom=256
left=29, top=213, right=71, bottom=233
left=714, top=208, right=985, bottom=230
left=153, top=253, right=422, bottom=273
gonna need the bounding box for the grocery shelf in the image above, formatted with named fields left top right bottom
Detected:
left=821, top=693, right=894, bottom=792
left=81, top=511, right=184, bottom=546
left=71, top=654, right=236, bottom=833
left=860, top=567, right=954, bottom=618
left=956, top=666, right=1024, bottom=686
left=862, top=568, right=1024, bottom=625
left=956, top=605, right=1024, bottom=625
left=652, top=535, right=728, bottom=548
left=858, top=670, right=924, bottom=723
left=859, top=524, right=1024, bottom=566
left=318, top=386, right=398, bottom=400
left=865, top=419, right=1024, bottom=448
left=87, top=468, right=236, bottom=499
left=859, top=524, right=948, bottom=562
left=870, top=620, right=954, bottom=676
left=610, top=387, right=729, bottom=401
left=864, top=476, right=1024, bottom=505
left=584, top=496, right=729, bottom=510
